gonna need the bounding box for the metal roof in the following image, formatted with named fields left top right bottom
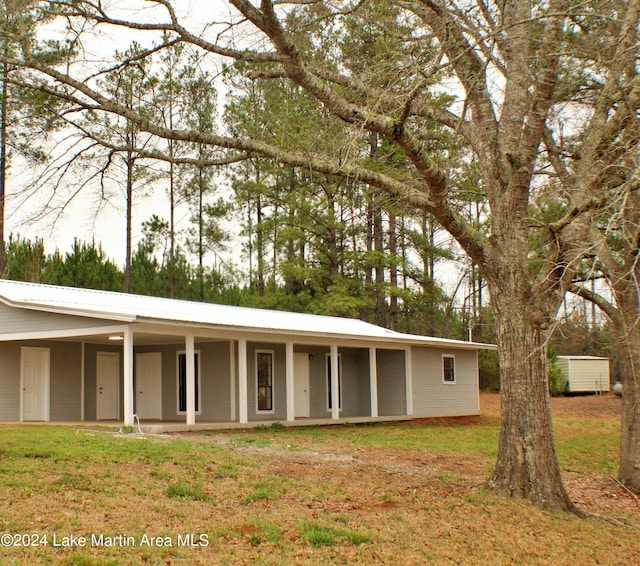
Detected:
left=0, top=279, right=494, bottom=349
left=557, top=355, right=608, bottom=360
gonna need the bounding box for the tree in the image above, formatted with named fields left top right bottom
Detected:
left=155, top=37, right=186, bottom=298
left=43, top=239, right=122, bottom=290
left=180, top=69, right=229, bottom=301
left=0, top=0, right=66, bottom=275
left=11, top=1, right=640, bottom=511
left=3, top=233, right=45, bottom=282
left=95, top=42, right=159, bottom=292
left=570, top=193, right=640, bottom=490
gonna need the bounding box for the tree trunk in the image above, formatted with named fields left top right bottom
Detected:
left=256, top=192, right=265, bottom=298
left=374, top=198, right=385, bottom=328
left=124, top=149, right=133, bottom=293
left=361, top=190, right=373, bottom=322
left=388, top=212, right=398, bottom=331
left=487, top=290, right=578, bottom=513
left=615, top=291, right=640, bottom=491
left=198, top=168, right=204, bottom=302
left=0, top=52, right=8, bottom=277
left=168, top=142, right=176, bottom=299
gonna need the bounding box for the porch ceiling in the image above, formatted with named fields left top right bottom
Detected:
left=57, top=331, right=227, bottom=347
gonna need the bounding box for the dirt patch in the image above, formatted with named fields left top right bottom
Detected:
left=170, top=394, right=638, bottom=531
left=480, top=391, right=622, bottom=422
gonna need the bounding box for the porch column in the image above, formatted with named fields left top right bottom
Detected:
left=80, top=341, right=85, bottom=421
left=238, top=338, right=248, bottom=424
left=185, top=334, right=196, bottom=426
left=405, top=348, right=413, bottom=416
left=330, top=344, right=340, bottom=420
left=369, top=347, right=378, bottom=418
left=286, top=341, right=295, bottom=422
left=123, top=326, right=134, bottom=427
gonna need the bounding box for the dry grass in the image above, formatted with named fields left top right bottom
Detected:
left=0, top=393, right=638, bottom=565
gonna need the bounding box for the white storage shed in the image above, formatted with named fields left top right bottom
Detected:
left=556, top=355, right=610, bottom=393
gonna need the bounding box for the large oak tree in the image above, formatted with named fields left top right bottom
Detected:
left=6, top=0, right=640, bottom=510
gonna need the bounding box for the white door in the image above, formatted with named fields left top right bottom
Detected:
left=135, top=353, right=162, bottom=419
left=97, top=352, right=120, bottom=420
left=21, top=347, right=50, bottom=422
left=294, top=353, right=310, bottom=418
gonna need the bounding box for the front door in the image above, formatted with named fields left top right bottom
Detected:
left=294, top=353, right=310, bottom=418
left=135, top=353, right=162, bottom=420
left=97, top=352, right=120, bottom=420
left=21, top=347, right=50, bottom=422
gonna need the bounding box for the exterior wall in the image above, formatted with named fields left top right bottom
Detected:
left=301, top=346, right=372, bottom=419
left=0, top=332, right=483, bottom=424
left=246, top=342, right=287, bottom=421
left=411, top=347, right=479, bottom=418
left=0, top=302, right=120, bottom=335
left=134, top=341, right=232, bottom=422
left=306, top=345, right=331, bottom=418
left=556, top=357, right=569, bottom=385
left=234, top=345, right=378, bottom=421
left=0, top=342, right=22, bottom=421
left=49, top=342, right=82, bottom=421
left=339, top=348, right=370, bottom=418
left=377, top=349, right=407, bottom=417
left=560, top=357, right=610, bottom=393
left=0, top=340, right=82, bottom=422
left=84, top=343, right=122, bottom=421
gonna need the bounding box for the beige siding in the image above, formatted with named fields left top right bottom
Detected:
left=301, top=347, right=372, bottom=419
left=563, top=358, right=610, bottom=392
left=0, top=302, right=120, bottom=336
left=0, top=340, right=82, bottom=422
left=133, top=341, right=233, bottom=422
left=307, top=346, right=331, bottom=418
left=377, top=349, right=407, bottom=417
left=339, top=348, right=369, bottom=417
left=49, top=343, right=82, bottom=421
left=411, top=347, right=479, bottom=417
left=0, top=342, right=21, bottom=421
left=556, top=357, right=569, bottom=381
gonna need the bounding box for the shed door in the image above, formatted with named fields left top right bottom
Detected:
left=97, top=352, right=120, bottom=420
left=21, top=347, right=50, bottom=422
left=294, top=353, right=310, bottom=418
left=135, top=353, right=162, bottom=420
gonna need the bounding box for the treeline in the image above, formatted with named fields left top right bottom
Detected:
left=7, top=234, right=615, bottom=392
left=2, top=233, right=488, bottom=342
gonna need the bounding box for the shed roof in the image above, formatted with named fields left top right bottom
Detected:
left=557, top=355, right=609, bottom=361
left=0, top=279, right=494, bottom=350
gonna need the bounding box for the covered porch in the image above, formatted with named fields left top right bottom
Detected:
left=8, top=321, right=414, bottom=428
left=113, top=323, right=414, bottom=429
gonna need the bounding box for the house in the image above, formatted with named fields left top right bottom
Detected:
left=0, top=279, right=494, bottom=431
left=556, top=355, right=610, bottom=394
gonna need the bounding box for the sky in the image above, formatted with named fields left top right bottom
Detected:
left=5, top=0, right=242, bottom=268
left=2, top=0, right=478, bottom=304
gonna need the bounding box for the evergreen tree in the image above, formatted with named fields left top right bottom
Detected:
left=3, top=233, right=45, bottom=282
left=43, top=239, right=122, bottom=290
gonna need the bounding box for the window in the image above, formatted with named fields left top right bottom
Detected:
left=256, top=351, right=274, bottom=412
left=326, top=354, right=342, bottom=411
left=177, top=351, right=201, bottom=414
left=443, top=355, right=456, bottom=383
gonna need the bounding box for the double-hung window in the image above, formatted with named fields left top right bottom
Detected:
left=442, top=354, right=456, bottom=384
left=256, top=351, right=274, bottom=412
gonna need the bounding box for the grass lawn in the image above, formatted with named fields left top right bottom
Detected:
left=0, top=396, right=638, bottom=565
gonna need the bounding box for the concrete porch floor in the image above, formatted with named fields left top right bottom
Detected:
left=4, top=415, right=412, bottom=434
left=141, top=414, right=411, bottom=434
